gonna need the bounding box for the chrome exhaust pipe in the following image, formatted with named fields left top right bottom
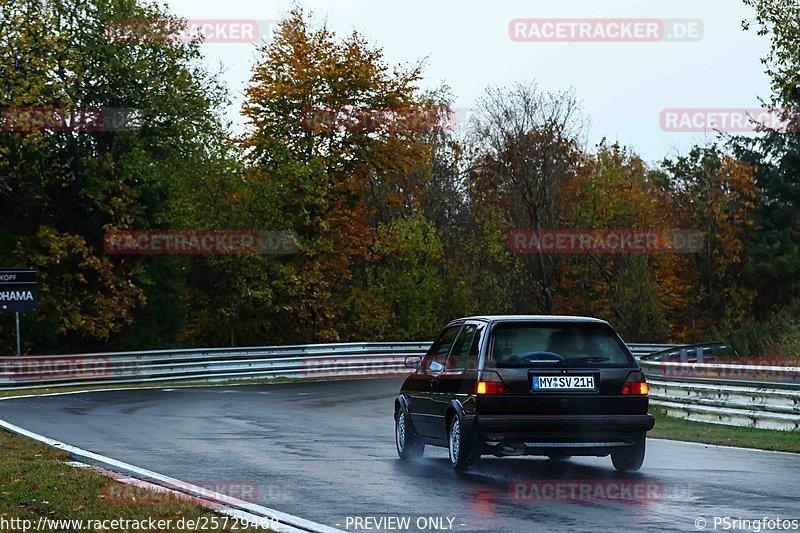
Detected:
left=490, top=441, right=527, bottom=457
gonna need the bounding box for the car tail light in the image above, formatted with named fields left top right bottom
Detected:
left=622, top=382, right=649, bottom=395
left=475, top=371, right=506, bottom=395
left=621, top=371, right=649, bottom=395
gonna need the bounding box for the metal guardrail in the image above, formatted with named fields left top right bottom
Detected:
left=639, top=359, right=800, bottom=431
left=0, top=342, right=675, bottom=391
left=0, top=342, right=431, bottom=390
left=1, top=341, right=797, bottom=431
left=628, top=344, right=679, bottom=359
left=646, top=379, right=800, bottom=431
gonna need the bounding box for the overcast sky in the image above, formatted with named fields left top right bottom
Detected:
left=164, top=0, right=771, bottom=163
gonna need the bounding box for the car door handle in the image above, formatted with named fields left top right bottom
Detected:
left=428, top=379, right=436, bottom=387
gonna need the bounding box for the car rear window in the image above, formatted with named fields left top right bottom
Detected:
left=487, top=322, right=633, bottom=368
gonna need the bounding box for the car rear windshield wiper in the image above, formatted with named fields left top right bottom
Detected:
left=555, top=356, right=610, bottom=366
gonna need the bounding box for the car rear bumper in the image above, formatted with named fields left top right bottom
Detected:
left=464, top=414, right=655, bottom=447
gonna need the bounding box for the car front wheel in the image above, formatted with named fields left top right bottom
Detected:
left=448, top=415, right=480, bottom=472
left=611, top=437, right=646, bottom=472
left=396, top=409, right=424, bottom=460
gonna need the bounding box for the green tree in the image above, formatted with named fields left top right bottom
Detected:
left=349, top=213, right=445, bottom=341
left=731, top=0, right=800, bottom=319
left=0, top=0, right=233, bottom=353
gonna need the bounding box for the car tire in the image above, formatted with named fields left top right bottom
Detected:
left=448, top=415, right=480, bottom=472
left=396, top=409, right=424, bottom=460
left=611, top=437, right=646, bottom=472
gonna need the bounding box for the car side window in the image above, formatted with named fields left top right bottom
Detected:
left=423, top=325, right=461, bottom=373
left=446, top=324, right=481, bottom=371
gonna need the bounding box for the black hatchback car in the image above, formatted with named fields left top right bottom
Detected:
left=394, top=315, right=654, bottom=472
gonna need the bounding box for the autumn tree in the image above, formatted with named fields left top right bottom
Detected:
left=557, top=142, right=696, bottom=341
left=659, top=146, right=758, bottom=333
left=239, top=8, right=443, bottom=341
left=467, top=83, right=585, bottom=314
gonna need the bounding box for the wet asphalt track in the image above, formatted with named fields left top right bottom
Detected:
left=0, top=378, right=798, bottom=532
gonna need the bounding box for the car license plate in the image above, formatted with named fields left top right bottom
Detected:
left=532, top=375, right=595, bottom=391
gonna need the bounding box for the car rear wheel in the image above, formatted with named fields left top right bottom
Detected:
left=611, top=437, right=645, bottom=472
left=448, top=415, right=480, bottom=472
left=396, top=409, right=424, bottom=460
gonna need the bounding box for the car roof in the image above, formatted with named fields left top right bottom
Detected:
left=453, top=315, right=609, bottom=324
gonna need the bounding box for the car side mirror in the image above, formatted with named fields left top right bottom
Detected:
left=404, top=355, right=422, bottom=369
left=428, top=360, right=444, bottom=373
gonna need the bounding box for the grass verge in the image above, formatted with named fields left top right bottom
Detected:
left=0, top=429, right=273, bottom=532
left=649, top=407, right=800, bottom=453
